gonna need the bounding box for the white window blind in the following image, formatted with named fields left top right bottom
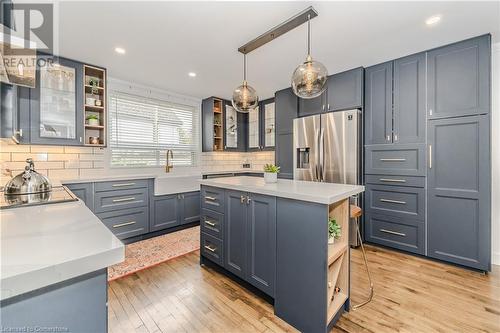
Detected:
left=109, top=91, right=199, bottom=167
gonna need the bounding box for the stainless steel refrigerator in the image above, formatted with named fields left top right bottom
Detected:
left=293, top=110, right=362, bottom=246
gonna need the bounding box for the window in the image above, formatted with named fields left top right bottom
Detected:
left=109, top=91, right=199, bottom=167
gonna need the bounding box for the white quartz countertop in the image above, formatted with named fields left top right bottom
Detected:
left=0, top=200, right=125, bottom=301
left=62, top=169, right=263, bottom=185
left=199, top=176, right=364, bottom=205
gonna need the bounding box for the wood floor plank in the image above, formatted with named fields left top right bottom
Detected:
left=109, top=246, right=500, bottom=333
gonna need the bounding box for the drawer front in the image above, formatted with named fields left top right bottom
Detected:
left=201, top=232, right=223, bottom=266
left=365, top=174, right=425, bottom=188
left=201, top=208, right=224, bottom=239
left=365, top=185, right=425, bottom=220
left=97, top=207, right=149, bottom=240
left=201, top=186, right=225, bottom=213
left=365, top=213, right=424, bottom=255
left=94, top=179, right=149, bottom=192
left=94, top=188, right=148, bottom=213
left=365, top=144, right=426, bottom=176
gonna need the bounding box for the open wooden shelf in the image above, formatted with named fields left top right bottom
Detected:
left=85, top=105, right=104, bottom=111
left=326, top=198, right=350, bottom=326
left=84, top=65, right=106, bottom=146
left=85, top=124, right=105, bottom=129
left=328, top=243, right=348, bottom=266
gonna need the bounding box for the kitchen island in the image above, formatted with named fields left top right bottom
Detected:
left=199, top=176, right=364, bottom=333
left=0, top=200, right=124, bottom=332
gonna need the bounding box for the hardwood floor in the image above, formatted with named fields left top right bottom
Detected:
left=108, top=245, right=500, bottom=333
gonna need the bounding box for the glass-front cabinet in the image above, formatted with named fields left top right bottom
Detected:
left=224, top=103, right=246, bottom=151
left=262, top=99, right=275, bottom=149
left=30, top=54, right=84, bottom=145
left=247, top=105, right=260, bottom=151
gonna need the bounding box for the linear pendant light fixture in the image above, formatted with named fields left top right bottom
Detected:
left=232, top=6, right=322, bottom=111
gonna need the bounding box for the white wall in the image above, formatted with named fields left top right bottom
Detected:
left=492, top=42, right=500, bottom=266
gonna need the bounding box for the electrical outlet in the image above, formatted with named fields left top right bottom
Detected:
left=242, top=163, right=251, bottom=169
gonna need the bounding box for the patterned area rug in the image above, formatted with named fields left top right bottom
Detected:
left=108, top=226, right=200, bottom=281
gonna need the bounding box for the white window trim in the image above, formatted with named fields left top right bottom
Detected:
left=105, top=78, right=202, bottom=170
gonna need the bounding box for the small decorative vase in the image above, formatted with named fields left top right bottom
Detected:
left=88, top=118, right=99, bottom=126
left=328, top=236, right=335, bottom=245
left=264, top=172, right=277, bottom=183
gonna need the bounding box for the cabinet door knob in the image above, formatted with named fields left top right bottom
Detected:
left=246, top=196, right=251, bottom=205
left=386, top=135, right=391, bottom=141
left=327, top=103, right=330, bottom=110
left=240, top=195, right=246, bottom=204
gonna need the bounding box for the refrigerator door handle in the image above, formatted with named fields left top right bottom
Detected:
left=314, top=128, right=320, bottom=181
left=319, top=127, right=325, bottom=182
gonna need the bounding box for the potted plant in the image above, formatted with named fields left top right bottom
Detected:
left=328, top=218, right=341, bottom=244
left=86, top=114, right=100, bottom=126
left=263, top=164, right=280, bottom=183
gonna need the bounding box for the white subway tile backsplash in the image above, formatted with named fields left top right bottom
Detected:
left=64, top=160, right=93, bottom=169
left=30, top=145, right=64, bottom=153
left=79, top=154, right=104, bottom=161
left=47, top=169, right=79, bottom=181
left=64, top=147, right=94, bottom=154
left=48, top=153, right=80, bottom=161
left=11, top=152, right=48, bottom=162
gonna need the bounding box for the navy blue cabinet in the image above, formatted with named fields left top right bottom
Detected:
left=1, top=83, right=31, bottom=143
left=427, top=115, right=490, bottom=270
left=246, top=192, right=276, bottom=296
left=151, top=191, right=200, bottom=232
left=201, top=186, right=276, bottom=297
left=151, top=194, right=179, bottom=231
left=427, top=35, right=490, bottom=119
left=224, top=190, right=248, bottom=278
left=364, top=61, right=393, bottom=145
left=275, top=88, right=297, bottom=179
left=298, top=67, right=364, bottom=117
left=66, top=182, right=94, bottom=211
left=326, top=67, right=364, bottom=111
left=30, top=53, right=85, bottom=146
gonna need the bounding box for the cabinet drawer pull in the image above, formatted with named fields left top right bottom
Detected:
left=204, top=245, right=217, bottom=252
left=112, top=197, right=136, bottom=203
left=380, top=198, right=407, bottom=205
left=380, top=158, right=406, bottom=162
left=380, top=228, right=406, bottom=237
left=112, top=183, right=136, bottom=187
left=113, top=221, right=136, bottom=228
left=205, top=196, right=217, bottom=201
left=204, top=219, right=217, bottom=227
left=379, top=178, right=406, bottom=183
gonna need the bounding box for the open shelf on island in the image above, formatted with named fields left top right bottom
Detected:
left=326, top=198, right=350, bottom=325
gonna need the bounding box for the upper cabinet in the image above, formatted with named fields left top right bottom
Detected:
left=224, top=102, right=246, bottom=151
left=365, top=53, right=426, bottom=145
left=261, top=99, right=275, bottom=149
left=275, top=88, right=298, bottom=179
left=202, top=97, right=224, bottom=152
left=364, top=61, right=393, bottom=145
left=0, top=53, right=107, bottom=146
left=298, top=67, right=364, bottom=117
left=248, top=98, right=275, bottom=151
left=427, top=35, right=490, bottom=119
left=326, top=67, right=363, bottom=111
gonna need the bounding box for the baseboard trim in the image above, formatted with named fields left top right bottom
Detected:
left=492, top=251, right=500, bottom=266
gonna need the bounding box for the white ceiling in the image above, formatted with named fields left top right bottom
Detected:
left=54, top=1, right=500, bottom=100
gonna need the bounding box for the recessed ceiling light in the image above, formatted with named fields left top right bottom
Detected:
left=114, top=47, right=126, bottom=54
left=426, top=15, right=441, bottom=26
left=188, top=72, right=197, bottom=77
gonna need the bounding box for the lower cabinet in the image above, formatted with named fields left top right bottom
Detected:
left=97, top=207, right=149, bottom=240
left=201, top=186, right=276, bottom=297
left=65, top=182, right=94, bottom=211
left=151, top=191, right=200, bottom=232
left=427, top=115, right=490, bottom=270
left=65, top=179, right=200, bottom=241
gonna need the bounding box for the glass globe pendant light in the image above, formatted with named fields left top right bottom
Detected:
left=291, top=14, right=328, bottom=99
left=232, top=54, right=259, bottom=113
